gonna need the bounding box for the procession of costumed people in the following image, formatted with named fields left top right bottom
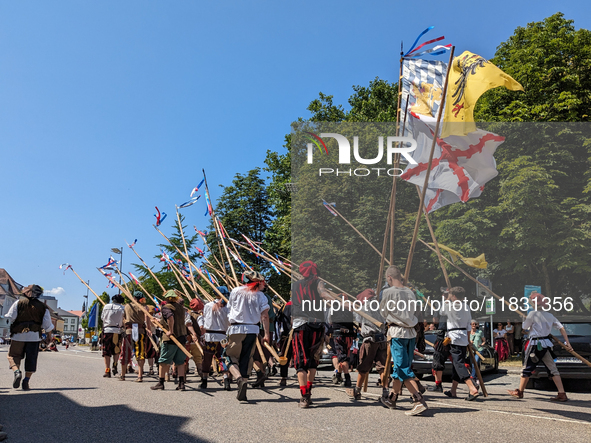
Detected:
left=7, top=31, right=588, bottom=417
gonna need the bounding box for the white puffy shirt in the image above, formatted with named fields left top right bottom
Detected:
left=226, top=286, right=269, bottom=335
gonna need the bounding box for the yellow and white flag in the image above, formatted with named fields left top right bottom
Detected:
left=430, top=243, right=488, bottom=269
left=441, top=51, right=523, bottom=138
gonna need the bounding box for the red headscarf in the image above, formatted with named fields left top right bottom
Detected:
left=189, top=298, right=204, bottom=311
left=299, top=261, right=318, bottom=278
left=356, top=288, right=375, bottom=302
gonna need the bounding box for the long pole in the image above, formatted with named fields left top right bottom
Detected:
left=203, top=169, right=239, bottom=286
left=98, top=267, right=194, bottom=358
left=127, top=243, right=167, bottom=295
left=419, top=239, right=526, bottom=318
left=154, top=225, right=228, bottom=302
left=175, top=208, right=200, bottom=295
left=403, top=46, right=455, bottom=285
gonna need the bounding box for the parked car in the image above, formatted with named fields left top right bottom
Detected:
left=524, top=317, right=591, bottom=381
left=412, top=332, right=499, bottom=379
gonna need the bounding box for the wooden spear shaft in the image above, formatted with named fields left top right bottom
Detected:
left=403, top=46, right=455, bottom=286
left=154, top=225, right=228, bottom=302
left=175, top=208, right=199, bottom=295
left=550, top=335, right=591, bottom=368
left=69, top=268, right=106, bottom=306
left=99, top=268, right=194, bottom=359
left=418, top=238, right=526, bottom=318
left=330, top=205, right=390, bottom=265
left=415, top=187, right=451, bottom=288
left=127, top=243, right=167, bottom=295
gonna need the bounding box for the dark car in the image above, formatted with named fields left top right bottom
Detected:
left=524, top=318, right=591, bottom=381
left=412, top=332, right=499, bottom=379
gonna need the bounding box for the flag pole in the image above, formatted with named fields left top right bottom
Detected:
left=376, top=49, right=407, bottom=295
left=416, top=189, right=452, bottom=288
left=403, top=46, right=455, bottom=285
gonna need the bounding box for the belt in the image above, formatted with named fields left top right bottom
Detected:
left=206, top=330, right=227, bottom=334
left=448, top=328, right=467, bottom=331
left=530, top=335, right=552, bottom=340
left=230, top=323, right=258, bottom=326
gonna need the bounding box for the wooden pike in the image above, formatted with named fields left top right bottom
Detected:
left=550, top=335, right=591, bottom=368
left=175, top=207, right=200, bottom=295
left=154, top=225, right=229, bottom=302
left=127, top=242, right=167, bottom=295
left=403, top=46, right=455, bottom=286
left=98, top=267, right=193, bottom=359
left=69, top=267, right=106, bottom=306
left=415, top=187, right=451, bottom=288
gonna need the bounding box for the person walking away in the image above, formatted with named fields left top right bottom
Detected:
left=379, top=266, right=428, bottom=415
left=199, top=286, right=231, bottom=390
left=442, top=287, right=479, bottom=401
left=223, top=271, right=270, bottom=402
left=151, top=291, right=189, bottom=391
left=291, top=261, right=333, bottom=408
left=185, top=297, right=205, bottom=379
left=6, top=285, right=54, bottom=390
left=508, top=292, right=572, bottom=401
left=100, top=294, right=125, bottom=378
left=347, top=289, right=387, bottom=400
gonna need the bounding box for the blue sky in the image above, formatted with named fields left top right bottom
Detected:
left=0, top=1, right=588, bottom=311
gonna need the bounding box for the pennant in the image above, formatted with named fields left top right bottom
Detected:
left=241, top=233, right=259, bottom=252
left=154, top=206, right=167, bottom=226
left=270, top=262, right=281, bottom=275
left=195, top=247, right=205, bottom=257
left=204, top=191, right=213, bottom=217
left=190, top=179, right=205, bottom=198
left=404, top=26, right=435, bottom=57
left=99, top=256, right=117, bottom=269
left=322, top=201, right=338, bottom=217
left=129, top=272, right=140, bottom=285
left=194, top=227, right=207, bottom=237
left=59, top=263, right=72, bottom=274
left=128, top=239, right=137, bottom=248
left=430, top=243, right=488, bottom=269
left=441, top=51, right=523, bottom=138
left=218, top=219, right=226, bottom=239
left=179, top=195, right=201, bottom=209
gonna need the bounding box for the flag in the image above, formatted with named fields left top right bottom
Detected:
left=401, top=58, right=447, bottom=122
left=88, top=302, right=99, bottom=329
left=190, top=179, right=205, bottom=198
left=129, top=272, right=140, bottom=285
left=441, top=51, right=523, bottom=138
left=179, top=195, right=201, bottom=208
left=128, top=239, right=137, bottom=248
left=322, top=201, right=338, bottom=217
left=154, top=206, right=167, bottom=226
left=430, top=243, right=487, bottom=269
left=400, top=112, right=505, bottom=212
left=99, top=256, right=117, bottom=269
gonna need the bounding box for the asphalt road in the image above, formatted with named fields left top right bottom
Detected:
left=1, top=344, right=590, bottom=443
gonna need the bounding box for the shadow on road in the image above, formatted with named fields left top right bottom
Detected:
left=534, top=407, right=591, bottom=422
left=1, top=392, right=211, bottom=443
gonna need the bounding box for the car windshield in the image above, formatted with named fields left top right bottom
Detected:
left=551, top=323, right=591, bottom=336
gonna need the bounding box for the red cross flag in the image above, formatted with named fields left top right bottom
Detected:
left=400, top=112, right=505, bottom=213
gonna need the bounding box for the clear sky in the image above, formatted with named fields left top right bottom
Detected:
left=1, top=1, right=588, bottom=311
